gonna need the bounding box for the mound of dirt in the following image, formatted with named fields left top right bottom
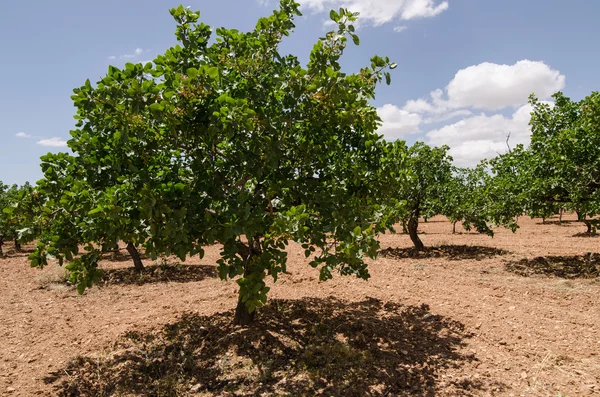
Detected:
left=505, top=254, right=600, bottom=279
left=380, top=245, right=509, bottom=261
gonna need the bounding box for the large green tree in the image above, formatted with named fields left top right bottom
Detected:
left=490, top=91, right=600, bottom=233
left=31, top=1, right=400, bottom=325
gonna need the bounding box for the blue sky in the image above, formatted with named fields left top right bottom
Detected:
left=1, top=0, right=599, bottom=185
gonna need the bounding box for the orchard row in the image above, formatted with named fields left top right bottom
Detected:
left=1, top=1, right=598, bottom=324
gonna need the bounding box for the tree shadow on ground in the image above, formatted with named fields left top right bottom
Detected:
left=572, top=232, right=600, bottom=238
left=45, top=297, right=499, bottom=397
left=101, top=250, right=148, bottom=263
left=505, top=254, right=600, bottom=279
left=99, top=264, right=217, bottom=286
left=537, top=220, right=579, bottom=226
left=0, top=243, right=36, bottom=258
left=380, top=245, right=509, bottom=261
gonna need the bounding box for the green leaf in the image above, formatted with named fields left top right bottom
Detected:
left=207, top=66, right=219, bottom=80
left=187, top=67, right=198, bottom=79
left=149, top=103, right=163, bottom=113
left=330, top=9, right=339, bottom=22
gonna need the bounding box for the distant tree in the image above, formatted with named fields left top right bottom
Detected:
left=31, top=1, right=399, bottom=325
left=0, top=181, right=9, bottom=256
left=490, top=92, right=600, bottom=234
left=0, top=182, right=43, bottom=255
left=390, top=142, right=453, bottom=250
left=443, top=164, right=519, bottom=236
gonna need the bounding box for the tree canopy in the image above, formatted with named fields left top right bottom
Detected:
left=489, top=91, right=600, bottom=232
left=30, top=1, right=399, bottom=324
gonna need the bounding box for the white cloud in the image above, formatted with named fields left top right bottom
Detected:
left=426, top=103, right=542, bottom=167
left=406, top=60, right=565, bottom=115
left=422, top=109, right=472, bottom=124
left=299, top=0, right=449, bottom=25
left=379, top=59, right=565, bottom=167
left=446, top=60, right=565, bottom=110
left=376, top=104, right=422, bottom=140
left=37, top=137, right=68, bottom=147
left=108, top=48, right=145, bottom=61
left=393, top=25, right=408, bottom=33
left=15, top=132, right=31, bottom=138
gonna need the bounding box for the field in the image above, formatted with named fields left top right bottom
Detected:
left=0, top=214, right=598, bottom=396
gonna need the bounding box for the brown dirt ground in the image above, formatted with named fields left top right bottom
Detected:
left=0, top=214, right=599, bottom=396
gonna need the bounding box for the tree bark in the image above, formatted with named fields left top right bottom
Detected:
left=0, top=235, right=4, bottom=256
left=14, top=240, right=21, bottom=251
left=559, top=208, right=563, bottom=224
left=110, top=242, right=120, bottom=261
left=233, top=298, right=255, bottom=326
left=585, top=221, right=592, bottom=234
left=452, top=221, right=457, bottom=234
left=126, top=242, right=145, bottom=272
left=408, top=216, right=424, bottom=251
left=233, top=237, right=262, bottom=326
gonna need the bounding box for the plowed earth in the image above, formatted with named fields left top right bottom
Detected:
left=0, top=214, right=598, bottom=396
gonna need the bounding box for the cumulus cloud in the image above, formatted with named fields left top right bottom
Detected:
left=446, top=60, right=565, bottom=110
left=15, top=132, right=31, bottom=138
left=405, top=60, right=565, bottom=115
left=108, top=48, right=144, bottom=61
left=376, top=104, right=422, bottom=140
left=299, top=0, right=449, bottom=25
left=37, top=137, right=68, bottom=147
left=425, top=103, right=546, bottom=167
left=376, top=59, right=565, bottom=167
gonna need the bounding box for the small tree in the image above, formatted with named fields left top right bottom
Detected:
left=31, top=1, right=399, bottom=325
left=0, top=181, right=9, bottom=256
left=0, top=182, right=43, bottom=255
left=391, top=142, right=453, bottom=250
left=443, top=164, right=519, bottom=236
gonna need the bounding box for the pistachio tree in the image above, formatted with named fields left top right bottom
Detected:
left=0, top=181, right=9, bottom=255
left=392, top=142, right=453, bottom=250
left=443, top=164, right=519, bottom=236
left=0, top=182, right=43, bottom=255
left=31, top=1, right=400, bottom=325
left=490, top=92, right=600, bottom=233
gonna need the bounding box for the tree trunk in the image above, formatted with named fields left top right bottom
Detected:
left=452, top=221, right=457, bottom=234
left=110, top=242, right=120, bottom=261
left=401, top=219, right=408, bottom=234
left=233, top=237, right=262, bottom=326
left=559, top=208, right=563, bottom=224
left=126, top=242, right=144, bottom=272
left=14, top=240, right=21, bottom=251
left=586, top=221, right=592, bottom=234
left=576, top=211, right=584, bottom=222
left=542, top=217, right=546, bottom=224
left=408, top=216, right=424, bottom=251
left=0, top=235, right=4, bottom=256
left=233, top=298, right=255, bottom=326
